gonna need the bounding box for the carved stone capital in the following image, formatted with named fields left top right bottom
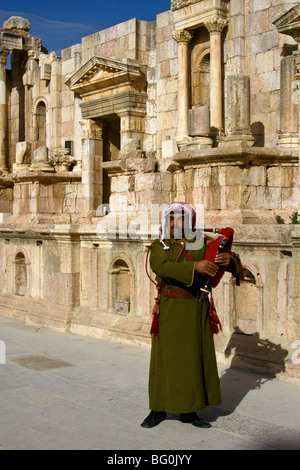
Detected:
left=172, top=29, right=193, bottom=44
left=80, top=119, right=103, bottom=139
left=205, top=17, right=227, bottom=34
left=27, top=50, right=40, bottom=61
left=0, top=48, right=9, bottom=65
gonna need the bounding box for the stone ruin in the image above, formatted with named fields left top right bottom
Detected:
left=0, top=3, right=299, bottom=382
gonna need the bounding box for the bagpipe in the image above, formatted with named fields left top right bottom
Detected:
left=198, top=226, right=234, bottom=294
left=195, top=226, right=236, bottom=335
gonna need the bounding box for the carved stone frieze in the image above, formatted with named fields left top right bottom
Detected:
left=171, top=0, right=202, bottom=11
left=171, top=0, right=230, bottom=10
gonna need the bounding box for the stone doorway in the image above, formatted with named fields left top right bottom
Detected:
left=35, top=101, right=46, bottom=147
left=102, top=115, right=120, bottom=204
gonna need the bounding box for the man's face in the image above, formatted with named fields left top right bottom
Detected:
left=168, top=211, right=185, bottom=239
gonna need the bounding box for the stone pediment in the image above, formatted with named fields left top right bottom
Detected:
left=273, top=4, right=300, bottom=41
left=66, top=56, right=145, bottom=95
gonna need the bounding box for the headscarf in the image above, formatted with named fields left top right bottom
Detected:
left=159, top=202, right=196, bottom=250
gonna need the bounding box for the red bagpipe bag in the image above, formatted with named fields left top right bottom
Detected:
left=204, top=227, right=244, bottom=288
left=204, top=227, right=234, bottom=288
left=203, top=227, right=243, bottom=334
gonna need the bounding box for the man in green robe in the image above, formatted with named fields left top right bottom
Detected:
left=141, top=202, right=241, bottom=429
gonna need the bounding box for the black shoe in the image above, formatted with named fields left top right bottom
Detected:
left=178, top=412, right=212, bottom=428
left=141, top=410, right=167, bottom=428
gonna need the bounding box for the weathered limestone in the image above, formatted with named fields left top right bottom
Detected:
left=0, top=48, right=9, bottom=173
left=205, top=17, right=227, bottom=135
left=273, top=2, right=300, bottom=215
left=278, top=55, right=299, bottom=149
left=172, top=29, right=193, bottom=141
left=80, top=119, right=103, bottom=215
left=3, top=16, right=30, bottom=31
left=13, top=141, right=31, bottom=172
left=220, top=75, right=255, bottom=147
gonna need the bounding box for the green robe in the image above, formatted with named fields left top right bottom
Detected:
left=148, top=236, right=222, bottom=414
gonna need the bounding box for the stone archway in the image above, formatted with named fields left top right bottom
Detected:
left=108, top=254, right=135, bottom=315
left=233, top=266, right=264, bottom=335
left=14, top=250, right=30, bottom=296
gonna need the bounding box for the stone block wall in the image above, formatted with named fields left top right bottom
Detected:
left=0, top=187, right=13, bottom=213
left=156, top=10, right=178, bottom=157
left=179, top=163, right=299, bottom=223
left=9, top=179, right=84, bottom=223
left=225, top=0, right=299, bottom=147
left=0, top=223, right=299, bottom=379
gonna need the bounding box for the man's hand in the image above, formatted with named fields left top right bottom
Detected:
left=214, top=253, right=231, bottom=267
left=195, top=260, right=218, bottom=277
left=195, top=253, right=231, bottom=276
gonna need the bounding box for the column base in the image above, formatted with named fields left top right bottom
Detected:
left=13, top=163, right=31, bottom=173
left=175, top=133, right=191, bottom=144
left=73, top=161, right=82, bottom=172
left=177, top=136, right=213, bottom=151
left=29, top=162, right=55, bottom=173
left=218, top=133, right=255, bottom=148
left=277, top=132, right=299, bottom=149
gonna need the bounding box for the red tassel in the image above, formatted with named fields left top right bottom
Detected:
left=150, top=298, right=160, bottom=337
left=209, top=294, right=222, bottom=335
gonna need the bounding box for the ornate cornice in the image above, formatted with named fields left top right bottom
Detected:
left=171, top=0, right=230, bottom=12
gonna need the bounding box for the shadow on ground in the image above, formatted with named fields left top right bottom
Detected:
left=200, top=328, right=288, bottom=422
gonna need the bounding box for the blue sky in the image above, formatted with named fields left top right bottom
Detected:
left=0, top=0, right=171, bottom=56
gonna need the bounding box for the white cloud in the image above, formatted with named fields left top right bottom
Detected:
left=0, top=9, right=96, bottom=52
left=0, top=9, right=95, bottom=33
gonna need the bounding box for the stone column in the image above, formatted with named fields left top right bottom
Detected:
left=23, top=51, right=39, bottom=143
left=80, top=119, right=103, bottom=215
left=294, top=50, right=300, bottom=215
left=118, top=110, right=145, bottom=149
left=205, top=18, right=227, bottom=135
left=118, top=109, right=146, bottom=158
left=0, top=48, right=9, bottom=174
left=277, top=55, right=299, bottom=148
left=220, top=75, right=255, bottom=147
left=172, top=29, right=193, bottom=142
left=48, top=55, right=62, bottom=150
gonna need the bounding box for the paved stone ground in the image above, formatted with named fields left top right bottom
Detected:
left=0, top=314, right=299, bottom=451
